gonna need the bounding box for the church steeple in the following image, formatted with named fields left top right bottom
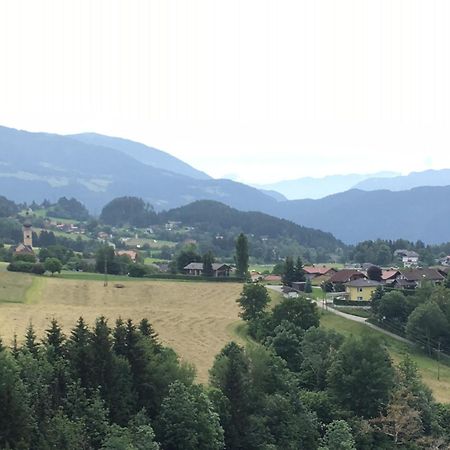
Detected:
left=23, top=209, right=33, bottom=248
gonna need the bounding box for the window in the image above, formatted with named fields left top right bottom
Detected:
left=358, top=287, right=363, bottom=292
left=357, top=296, right=363, bottom=301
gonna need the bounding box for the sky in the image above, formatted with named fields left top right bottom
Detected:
left=1, top=0, right=450, bottom=184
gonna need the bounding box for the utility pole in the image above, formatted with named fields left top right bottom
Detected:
left=437, top=340, right=441, bottom=381
left=104, top=250, right=108, bottom=287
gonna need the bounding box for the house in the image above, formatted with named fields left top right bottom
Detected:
left=250, top=271, right=263, bottom=282
left=393, top=268, right=445, bottom=289
left=184, top=262, right=231, bottom=277
left=394, top=249, right=420, bottom=268
left=303, top=265, right=337, bottom=281
left=264, top=274, right=282, bottom=283
left=116, top=250, right=139, bottom=263
left=438, top=256, right=450, bottom=266
left=345, top=279, right=382, bottom=301
left=329, top=269, right=366, bottom=286
left=381, top=269, right=401, bottom=285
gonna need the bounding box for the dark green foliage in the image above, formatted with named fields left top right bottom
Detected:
left=175, top=244, right=201, bottom=273
left=328, top=335, right=394, bottom=418
left=294, top=256, right=306, bottom=282
left=25, top=323, right=39, bottom=356
left=299, top=328, right=344, bottom=390
left=0, top=195, right=18, bottom=217
left=39, top=244, right=74, bottom=263
left=0, top=352, right=33, bottom=448
left=7, top=260, right=35, bottom=273
left=319, top=420, right=356, bottom=450
left=406, top=302, right=449, bottom=354
left=45, top=257, right=63, bottom=275
left=305, top=278, right=313, bottom=293
left=100, top=196, right=157, bottom=227
left=96, top=244, right=125, bottom=275
left=157, top=381, right=224, bottom=450
left=236, top=284, right=270, bottom=322
left=235, top=233, right=249, bottom=278
left=282, top=256, right=296, bottom=285
left=128, top=263, right=148, bottom=277
left=377, top=291, right=410, bottom=324
left=31, top=262, right=46, bottom=275
left=266, top=321, right=304, bottom=372
left=367, top=265, right=382, bottom=282
left=272, top=296, right=320, bottom=331
left=202, top=251, right=215, bottom=277
left=48, top=197, right=90, bottom=221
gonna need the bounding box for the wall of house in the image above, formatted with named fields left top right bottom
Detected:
left=346, top=286, right=376, bottom=301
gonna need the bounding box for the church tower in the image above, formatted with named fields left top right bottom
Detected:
left=23, top=210, right=33, bottom=248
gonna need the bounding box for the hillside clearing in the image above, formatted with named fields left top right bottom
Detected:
left=0, top=277, right=243, bottom=383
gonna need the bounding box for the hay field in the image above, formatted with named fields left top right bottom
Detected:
left=0, top=276, right=243, bottom=383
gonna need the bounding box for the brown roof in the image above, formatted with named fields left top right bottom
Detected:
left=399, top=268, right=445, bottom=282
left=264, top=274, right=282, bottom=282
left=330, top=269, right=366, bottom=283
left=346, top=279, right=382, bottom=288
left=382, top=270, right=400, bottom=281
left=303, top=266, right=335, bottom=276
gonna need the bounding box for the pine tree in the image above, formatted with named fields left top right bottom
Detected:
left=45, top=318, right=66, bottom=359
left=282, top=256, right=296, bottom=286
left=113, top=317, right=127, bottom=357
left=202, top=251, right=215, bottom=277
left=235, top=233, right=249, bottom=278
left=294, top=256, right=306, bottom=282
left=67, top=317, right=94, bottom=388
left=25, top=322, right=39, bottom=357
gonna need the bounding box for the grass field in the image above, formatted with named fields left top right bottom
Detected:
left=320, top=311, right=450, bottom=403
left=0, top=274, right=243, bottom=383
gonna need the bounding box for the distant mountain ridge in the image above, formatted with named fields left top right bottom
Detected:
left=69, top=132, right=211, bottom=180
left=0, top=125, right=276, bottom=212
left=267, top=186, right=450, bottom=244
left=354, top=169, right=450, bottom=191
left=258, top=172, right=398, bottom=200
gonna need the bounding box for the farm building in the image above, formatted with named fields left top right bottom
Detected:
left=184, top=262, right=231, bottom=277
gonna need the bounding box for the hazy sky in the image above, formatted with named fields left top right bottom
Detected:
left=1, top=0, right=450, bottom=184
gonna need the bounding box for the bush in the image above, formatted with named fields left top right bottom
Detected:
left=333, top=299, right=371, bottom=307
left=31, top=263, right=46, bottom=275
left=7, top=261, right=35, bottom=273
left=128, top=264, right=148, bottom=278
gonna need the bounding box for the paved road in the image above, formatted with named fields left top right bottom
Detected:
left=267, top=285, right=411, bottom=345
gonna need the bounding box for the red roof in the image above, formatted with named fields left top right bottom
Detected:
left=264, top=275, right=282, bottom=282
left=382, top=270, right=400, bottom=281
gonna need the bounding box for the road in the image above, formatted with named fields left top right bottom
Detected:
left=267, top=285, right=411, bottom=345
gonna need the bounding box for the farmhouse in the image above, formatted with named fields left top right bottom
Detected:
left=329, top=269, right=366, bottom=286
left=394, top=249, right=420, bottom=267
left=393, top=268, right=445, bottom=289
left=345, top=278, right=382, bottom=301
left=303, top=265, right=337, bottom=281
left=184, top=262, right=231, bottom=277
left=116, top=250, right=139, bottom=263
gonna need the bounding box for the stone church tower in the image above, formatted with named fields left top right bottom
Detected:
left=23, top=210, right=33, bottom=247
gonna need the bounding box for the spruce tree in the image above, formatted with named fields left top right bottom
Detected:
left=202, top=251, right=215, bottom=277
left=25, top=322, right=39, bottom=357
left=235, top=233, right=249, bottom=278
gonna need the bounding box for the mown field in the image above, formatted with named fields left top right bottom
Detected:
left=0, top=266, right=243, bottom=383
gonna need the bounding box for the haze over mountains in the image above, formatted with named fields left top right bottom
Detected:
left=257, top=172, right=399, bottom=200
left=1, top=125, right=450, bottom=244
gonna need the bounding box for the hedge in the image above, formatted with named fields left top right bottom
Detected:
left=333, top=299, right=372, bottom=307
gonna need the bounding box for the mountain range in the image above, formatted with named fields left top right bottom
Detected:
left=1, top=124, right=450, bottom=244
left=257, top=172, right=399, bottom=200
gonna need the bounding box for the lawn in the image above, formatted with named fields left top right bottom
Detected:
left=320, top=311, right=450, bottom=403
left=0, top=275, right=243, bottom=383
left=0, top=269, right=34, bottom=304
left=125, top=238, right=176, bottom=249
